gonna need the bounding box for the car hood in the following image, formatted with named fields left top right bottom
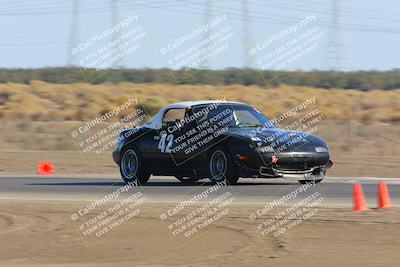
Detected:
left=228, top=127, right=328, bottom=153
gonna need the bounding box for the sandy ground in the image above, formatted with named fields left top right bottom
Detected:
left=0, top=200, right=399, bottom=267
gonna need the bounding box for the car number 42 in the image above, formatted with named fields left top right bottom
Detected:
left=158, top=134, right=173, bottom=153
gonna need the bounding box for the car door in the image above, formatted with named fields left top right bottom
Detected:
left=167, top=107, right=199, bottom=169
left=151, top=107, right=187, bottom=172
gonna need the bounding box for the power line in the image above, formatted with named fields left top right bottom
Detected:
left=242, top=0, right=252, bottom=68
left=68, top=0, right=80, bottom=66
left=2, top=1, right=400, bottom=35
left=246, top=0, right=400, bottom=23
left=202, top=0, right=212, bottom=69
left=111, top=0, right=122, bottom=68
left=254, top=0, right=400, bottom=19
left=145, top=0, right=400, bottom=35
left=183, top=1, right=400, bottom=34
left=329, top=0, right=344, bottom=70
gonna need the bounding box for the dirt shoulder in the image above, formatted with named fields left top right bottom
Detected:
left=0, top=200, right=399, bottom=267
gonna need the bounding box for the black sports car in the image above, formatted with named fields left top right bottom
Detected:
left=113, top=100, right=332, bottom=185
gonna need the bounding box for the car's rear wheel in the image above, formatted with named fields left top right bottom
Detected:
left=120, top=147, right=150, bottom=185
left=208, top=147, right=239, bottom=185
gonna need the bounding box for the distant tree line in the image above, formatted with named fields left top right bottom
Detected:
left=0, top=68, right=399, bottom=90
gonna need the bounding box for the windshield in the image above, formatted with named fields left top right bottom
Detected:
left=193, top=104, right=275, bottom=128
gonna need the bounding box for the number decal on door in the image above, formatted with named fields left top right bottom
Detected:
left=158, top=134, right=173, bottom=153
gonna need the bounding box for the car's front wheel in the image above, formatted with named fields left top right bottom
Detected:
left=208, top=147, right=239, bottom=185
left=119, top=147, right=150, bottom=185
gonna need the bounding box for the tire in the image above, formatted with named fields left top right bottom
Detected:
left=208, top=147, right=239, bottom=185
left=298, top=179, right=323, bottom=184
left=119, top=146, right=150, bottom=185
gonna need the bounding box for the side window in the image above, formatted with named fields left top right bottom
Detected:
left=234, top=110, right=260, bottom=125
left=159, top=108, right=186, bottom=153
left=162, top=108, right=186, bottom=127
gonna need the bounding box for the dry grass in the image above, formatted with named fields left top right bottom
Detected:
left=0, top=81, right=399, bottom=176
left=0, top=81, right=399, bottom=123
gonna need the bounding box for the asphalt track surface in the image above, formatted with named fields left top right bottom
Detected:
left=0, top=175, right=399, bottom=207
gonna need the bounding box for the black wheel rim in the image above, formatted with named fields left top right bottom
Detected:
left=210, top=150, right=227, bottom=181
left=121, top=149, right=138, bottom=179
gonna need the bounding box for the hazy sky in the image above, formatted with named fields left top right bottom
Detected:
left=1, top=0, right=399, bottom=71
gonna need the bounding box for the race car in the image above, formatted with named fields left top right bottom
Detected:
left=112, top=100, right=333, bottom=185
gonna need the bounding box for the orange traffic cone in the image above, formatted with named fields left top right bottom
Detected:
left=38, top=162, right=54, bottom=175
left=353, top=183, right=368, bottom=212
left=378, top=182, right=392, bottom=209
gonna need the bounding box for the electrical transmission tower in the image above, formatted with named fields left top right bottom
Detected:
left=242, top=0, right=252, bottom=68
left=330, top=0, right=344, bottom=70
left=68, top=0, right=80, bottom=66
left=68, top=0, right=123, bottom=68
left=202, top=0, right=212, bottom=70
left=111, top=0, right=122, bottom=68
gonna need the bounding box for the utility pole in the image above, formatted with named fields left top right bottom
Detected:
left=68, top=0, right=80, bottom=66
left=330, top=0, right=343, bottom=70
left=111, top=0, right=122, bottom=68
left=202, top=0, right=212, bottom=70
left=242, top=0, right=252, bottom=68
